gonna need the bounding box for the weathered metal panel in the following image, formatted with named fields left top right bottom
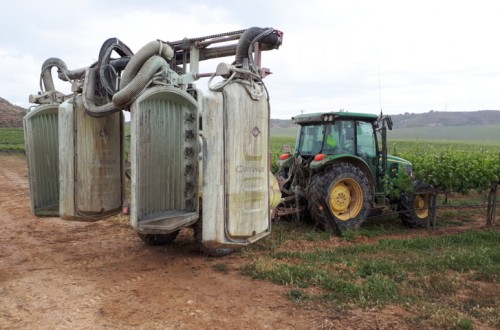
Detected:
left=200, top=91, right=225, bottom=243
left=202, top=93, right=226, bottom=244
left=58, top=98, right=75, bottom=219
left=23, top=104, right=59, bottom=216
left=130, top=86, right=199, bottom=233
left=202, top=82, right=271, bottom=248
left=59, top=96, right=123, bottom=220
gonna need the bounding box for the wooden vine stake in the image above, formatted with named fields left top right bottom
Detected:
left=486, top=182, right=498, bottom=227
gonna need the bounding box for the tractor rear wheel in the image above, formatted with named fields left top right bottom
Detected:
left=306, top=163, right=372, bottom=235
left=137, top=231, right=180, bottom=245
left=398, top=182, right=436, bottom=227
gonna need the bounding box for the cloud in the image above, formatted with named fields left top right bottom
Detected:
left=1, top=0, right=500, bottom=117
left=0, top=49, right=40, bottom=106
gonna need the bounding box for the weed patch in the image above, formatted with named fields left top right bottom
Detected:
left=242, top=229, right=500, bottom=328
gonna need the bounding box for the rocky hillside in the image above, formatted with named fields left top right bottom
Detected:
left=0, top=97, right=27, bottom=128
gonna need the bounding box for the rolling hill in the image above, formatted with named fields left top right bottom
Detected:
left=271, top=110, right=500, bottom=129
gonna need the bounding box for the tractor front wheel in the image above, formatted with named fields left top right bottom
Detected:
left=398, top=182, right=437, bottom=227
left=306, top=163, right=372, bottom=235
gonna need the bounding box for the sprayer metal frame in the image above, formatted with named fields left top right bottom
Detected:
left=166, top=29, right=281, bottom=84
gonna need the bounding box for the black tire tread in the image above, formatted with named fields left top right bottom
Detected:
left=305, top=162, right=372, bottom=235
left=398, top=181, right=436, bottom=228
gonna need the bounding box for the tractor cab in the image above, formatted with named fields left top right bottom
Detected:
left=280, top=112, right=381, bottom=178
left=281, top=111, right=412, bottom=185
left=298, top=115, right=377, bottom=163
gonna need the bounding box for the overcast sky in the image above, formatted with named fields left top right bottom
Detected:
left=1, top=0, right=500, bottom=119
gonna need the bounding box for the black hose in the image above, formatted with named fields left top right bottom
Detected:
left=234, top=27, right=281, bottom=66
left=98, top=38, right=134, bottom=97
left=109, top=57, right=130, bottom=72
left=82, top=67, right=117, bottom=117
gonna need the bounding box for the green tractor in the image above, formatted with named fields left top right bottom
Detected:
left=275, top=111, right=436, bottom=235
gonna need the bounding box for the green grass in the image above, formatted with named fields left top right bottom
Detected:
left=242, top=225, right=500, bottom=329
left=0, top=128, right=25, bottom=151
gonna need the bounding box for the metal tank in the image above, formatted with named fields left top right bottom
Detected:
left=58, top=95, right=124, bottom=220
left=129, top=86, right=199, bottom=234
left=23, top=104, right=60, bottom=216
left=202, top=81, right=271, bottom=249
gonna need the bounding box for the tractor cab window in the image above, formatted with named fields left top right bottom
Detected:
left=339, top=120, right=355, bottom=153
left=323, top=124, right=340, bottom=152
left=298, top=125, right=324, bottom=155
left=356, top=121, right=376, bottom=158
left=322, top=120, right=354, bottom=153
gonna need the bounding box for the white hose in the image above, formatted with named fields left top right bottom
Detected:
left=120, top=40, right=174, bottom=89
left=112, top=56, right=169, bottom=109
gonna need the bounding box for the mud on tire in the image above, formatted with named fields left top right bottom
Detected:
left=305, top=162, right=372, bottom=235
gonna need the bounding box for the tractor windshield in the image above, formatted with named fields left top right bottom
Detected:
left=297, top=125, right=324, bottom=155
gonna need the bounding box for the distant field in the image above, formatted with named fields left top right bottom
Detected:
left=271, top=127, right=297, bottom=137
left=272, top=124, right=500, bottom=144
left=0, top=127, right=24, bottom=151
left=389, top=124, right=500, bottom=144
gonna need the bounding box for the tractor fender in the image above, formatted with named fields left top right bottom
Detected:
left=277, top=154, right=294, bottom=169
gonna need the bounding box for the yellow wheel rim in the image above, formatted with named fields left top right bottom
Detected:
left=328, top=178, right=363, bottom=221
left=414, top=193, right=430, bottom=219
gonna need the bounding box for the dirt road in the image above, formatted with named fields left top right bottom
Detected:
left=0, top=153, right=424, bottom=329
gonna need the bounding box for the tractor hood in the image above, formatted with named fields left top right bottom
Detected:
left=387, top=155, right=412, bottom=167
left=387, top=154, right=413, bottom=176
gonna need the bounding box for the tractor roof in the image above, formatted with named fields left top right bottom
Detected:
left=292, top=111, right=379, bottom=124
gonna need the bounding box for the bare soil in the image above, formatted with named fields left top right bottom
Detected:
left=0, top=153, right=494, bottom=329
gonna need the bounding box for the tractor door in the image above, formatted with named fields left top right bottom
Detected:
left=355, top=121, right=378, bottom=175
